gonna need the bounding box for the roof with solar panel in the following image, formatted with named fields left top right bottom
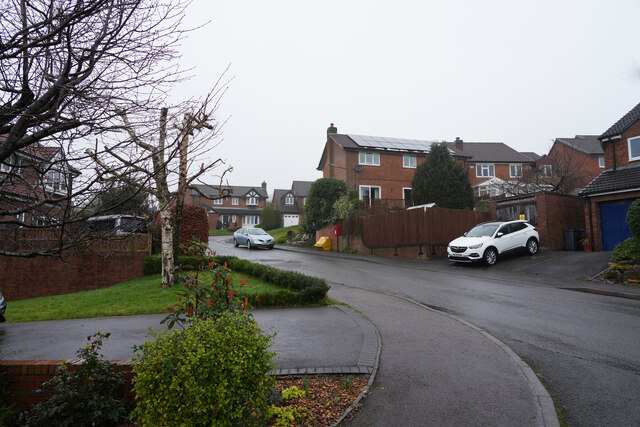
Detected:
left=329, top=133, right=442, bottom=154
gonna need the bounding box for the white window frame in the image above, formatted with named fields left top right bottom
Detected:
left=243, top=215, right=258, bottom=226
left=539, top=164, right=552, bottom=177
left=44, top=169, right=67, bottom=193
left=231, top=215, right=237, bottom=223
left=598, top=156, right=605, bottom=168
left=359, top=185, right=381, bottom=200
left=403, top=155, right=417, bottom=168
left=302, top=197, right=306, bottom=205
left=0, top=162, right=10, bottom=173
left=213, top=198, right=223, bottom=205
left=285, top=194, right=295, bottom=205
left=246, top=197, right=258, bottom=206
left=476, top=164, right=495, bottom=178
left=232, top=197, right=239, bottom=205
left=15, top=213, right=25, bottom=223
left=628, top=136, right=640, bottom=162
left=402, top=187, right=412, bottom=199
left=358, top=152, right=380, bottom=166
left=509, top=164, right=522, bottom=178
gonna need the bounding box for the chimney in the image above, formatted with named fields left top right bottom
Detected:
left=261, top=181, right=267, bottom=190
left=327, top=123, right=338, bottom=137
left=454, top=137, right=463, bottom=151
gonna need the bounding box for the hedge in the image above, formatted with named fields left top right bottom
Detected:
left=143, top=254, right=330, bottom=305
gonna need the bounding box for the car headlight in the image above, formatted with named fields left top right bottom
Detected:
left=469, top=243, right=483, bottom=249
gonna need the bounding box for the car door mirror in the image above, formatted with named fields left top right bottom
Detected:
left=463, top=232, right=468, bottom=236
left=496, top=232, right=504, bottom=238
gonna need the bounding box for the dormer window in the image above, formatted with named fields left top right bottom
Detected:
left=246, top=196, right=258, bottom=206
left=285, top=195, right=294, bottom=205
left=45, top=169, right=67, bottom=193
left=628, top=136, right=640, bottom=161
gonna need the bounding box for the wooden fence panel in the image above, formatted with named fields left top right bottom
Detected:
left=361, top=207, right=491, bottom=249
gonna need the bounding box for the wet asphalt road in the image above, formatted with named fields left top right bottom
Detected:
left=212, top=237, right=640, bottom=427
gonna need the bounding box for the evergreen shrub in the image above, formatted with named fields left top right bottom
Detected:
left=131, top=314, right=275, bottom=426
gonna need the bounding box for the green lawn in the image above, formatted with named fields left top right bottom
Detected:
left=209, top=229, right=233, bottom=236
left=7, top=273, right=284, bottom=323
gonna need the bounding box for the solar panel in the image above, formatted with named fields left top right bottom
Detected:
left=349, top=134, right=436, bottom=152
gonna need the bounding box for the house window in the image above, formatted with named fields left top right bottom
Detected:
left=246, top=197, right=258, bottom=206
left=476, top=164, right=494, bottom=178
left=509, top=164, right=522, bottom=178
left=232, top=197, right=239, bottom=205
left=403, top=155, right=417, bottom=168
left=45, top=169, right=67, bottom=193
left=15, top=213, right=25, bottom=223
left=539, top=164, right=552, bottom=177
left=628, top=136, right=640, bottom=161
left=0, top=162, right=10, bottom=173
left=213, top=198, right=223, bottom=205
left=285, top=195, right=295, bottom=205
left=359, top=152, right=380, bottom=166
left=244, top=215, right=259, bottom=225
left=359, top=185, right=381, bottom=200
left=598, top=156, right=605, bottom=168
left=232, top=215, right=237, bottom=223
left=302, top=197, right=306, bottom=205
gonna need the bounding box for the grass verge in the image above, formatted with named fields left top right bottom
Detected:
left=7, top=272, right=325, bottom=323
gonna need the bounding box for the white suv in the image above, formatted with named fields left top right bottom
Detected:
left=447, top=220, right=539, bottom=266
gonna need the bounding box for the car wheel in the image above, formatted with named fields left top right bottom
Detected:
left=527, top=238, right=539, bottom=255
left=483, top=247, right=497, bottom=266
left=233, top=238, right=239, bottom=247
left=247, top=240, right=252, bottom=249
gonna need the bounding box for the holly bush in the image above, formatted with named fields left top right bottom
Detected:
left=26, top=332, right=127, bottom=427
left=131, top=313, right=275, bottom=426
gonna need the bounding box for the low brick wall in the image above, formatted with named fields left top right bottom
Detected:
left=1, top=360, right=134, bottom=411
left=0, top=234, right=150, bottom=301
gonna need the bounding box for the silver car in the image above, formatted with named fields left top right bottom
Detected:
left=0, top=290, right=6, bottom=322
left=233, top=227, right=275, bottom=249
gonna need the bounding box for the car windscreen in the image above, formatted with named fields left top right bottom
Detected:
left=119, top=218, right=147, bottom=233
left=466, top=224, right=499, bottom=237
left=248, top=229, right=267, bottom=235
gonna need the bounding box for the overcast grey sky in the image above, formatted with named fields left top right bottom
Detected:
left=174, top=0, right=640, bottom=194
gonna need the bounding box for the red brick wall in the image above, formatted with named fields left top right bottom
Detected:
left=549, top=141, right=604, bottom=189
left=536, top=193, right=585, bottom=249
left=0, top=234, right=150, bottom=301
left=584, top=190, right=640, bottom=251
left=602, top=119, right=640, bottom=169
left=0, top=360, right=134, bottom=411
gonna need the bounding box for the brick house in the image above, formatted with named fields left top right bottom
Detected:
left=580, top=101, right=640, bottom=250
left=546, top=135, right=605, bottom=194
left=450, top=138, right=537, bottom=198
left=0, top=138, right=78, bottom=226
left=317, top=124, right=534, bottom=204
left=186, top=182, right=269, bottom=229
left=272, top=180, right=313, bottom=227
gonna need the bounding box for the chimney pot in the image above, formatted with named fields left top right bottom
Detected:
left=327, top=123, right=338, bottom=136
left=261, top=181, right=267, bottom=190
left=454, top=137, right=463, bottom=151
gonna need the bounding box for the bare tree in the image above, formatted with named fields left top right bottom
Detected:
left=88, top=87, right=232, bottom=287
left=0, top=0, right=194, bottom=257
